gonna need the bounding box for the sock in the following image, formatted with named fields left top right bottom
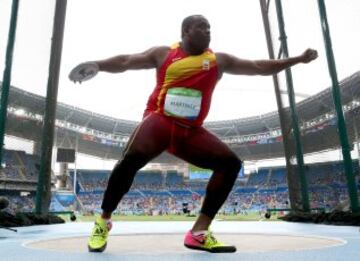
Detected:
left=192, top=230, right=207, bottom=236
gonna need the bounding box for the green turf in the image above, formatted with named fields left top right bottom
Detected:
left=59, top=213, right=281, bottom=222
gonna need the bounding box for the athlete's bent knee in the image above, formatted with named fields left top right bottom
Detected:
left=223, top=155, right=242, bottom=175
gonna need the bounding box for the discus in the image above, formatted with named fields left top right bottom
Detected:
left=68, top=62, right=99, bottom=83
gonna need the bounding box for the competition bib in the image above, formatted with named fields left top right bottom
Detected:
left=164, top=87, right=202, bottom=120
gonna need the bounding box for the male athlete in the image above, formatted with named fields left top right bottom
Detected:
left=70, top=15, right=317, bottom=253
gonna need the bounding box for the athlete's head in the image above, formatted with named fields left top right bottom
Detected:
left=181, top=15, right=211, bottom=54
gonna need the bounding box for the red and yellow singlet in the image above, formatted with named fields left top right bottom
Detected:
left=145, top=43, right=218, bottom=127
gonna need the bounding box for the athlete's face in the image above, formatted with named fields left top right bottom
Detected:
left=187, top=17, right=211, bottom=51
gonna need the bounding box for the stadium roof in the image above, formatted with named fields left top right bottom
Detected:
left=1, top=71, right=359, bottom=161
left=3, top=71, right=359, bottom=137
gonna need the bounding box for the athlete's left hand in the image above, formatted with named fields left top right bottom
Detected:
left=300, top=49, right=318, bottom=63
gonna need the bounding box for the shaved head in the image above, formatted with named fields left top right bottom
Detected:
left=181, top=15, right=208, bottom=38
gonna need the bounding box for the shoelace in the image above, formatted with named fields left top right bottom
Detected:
left=92, top=225, right=106, bottom=240
left=205, top=232, right=219, bottom=246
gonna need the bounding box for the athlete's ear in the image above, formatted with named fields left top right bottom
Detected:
left=182, top=26, right=192, bottom=38
left=182, top=29, right=187, bottom=38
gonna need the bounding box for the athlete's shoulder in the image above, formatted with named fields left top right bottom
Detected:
left=147, top=45, right=171, bottom=55
left=170, top=42, right=180, bottom=49
left=146, top=46, right=172, bottom=68
left=214, top=52, right=229, bottom=60
left=214, top=52, right=234, bottom=69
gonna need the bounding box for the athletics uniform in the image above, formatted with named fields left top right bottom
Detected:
left=145, top=42, right=218, bottom=127
left=101, top=43, right=242, bottom=219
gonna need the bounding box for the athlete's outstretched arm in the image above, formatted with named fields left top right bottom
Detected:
left=94, top=46, right=170, bottom=73
left=69, top=46, right=169, bottom=83
left=216, top=48, right=318, bottom=76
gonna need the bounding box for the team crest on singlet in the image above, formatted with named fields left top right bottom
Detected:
left=202, top=59, right=210, bottom=70
left=164, top=87, right=202, bottom=120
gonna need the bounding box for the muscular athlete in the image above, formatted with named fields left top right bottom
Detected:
left=72, top=15, right=317, bottom=253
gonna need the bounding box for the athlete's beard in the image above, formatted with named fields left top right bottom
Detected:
left=190, top=39, right=210, bottom=54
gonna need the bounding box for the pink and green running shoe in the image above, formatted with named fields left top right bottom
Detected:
left=184, top=230, right=236, bottom=253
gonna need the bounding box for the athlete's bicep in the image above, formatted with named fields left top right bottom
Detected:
left=97, top=46, right=169, bottom=73
left=125, top=48, right=158, bottom=69
left=129, top=46, right=170, bottom=69
left=216, top=52, right=264, bottom=76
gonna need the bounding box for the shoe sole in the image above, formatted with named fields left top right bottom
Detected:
left=184, top=243, right=236, bottom=253
left=88, top=242, right=107, bottom=253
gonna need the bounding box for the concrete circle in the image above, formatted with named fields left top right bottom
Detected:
left=26, top=233, right=345, bottom=254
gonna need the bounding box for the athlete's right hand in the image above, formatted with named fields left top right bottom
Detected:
left=68, top=62, right=99, bottom=83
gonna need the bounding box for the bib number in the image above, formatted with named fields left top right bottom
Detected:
left=164, top=87, right=202, bottom=120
